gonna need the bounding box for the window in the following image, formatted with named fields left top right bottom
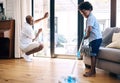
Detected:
left=54, top=0, right=78, bottom=56
left=116, top=0, right=120, bottom=27
left=33, top=0, right=50, bottom=57
left=84, top=0, right=110, bottom=32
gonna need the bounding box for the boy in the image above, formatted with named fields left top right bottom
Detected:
left=78, top=2, right=102, bottom=77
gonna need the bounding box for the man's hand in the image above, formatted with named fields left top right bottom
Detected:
left=43, top=12, right=48, bottom=19
left=38, top=28, right=42, bottom=33
left=34, top=12, right=48, bottom=24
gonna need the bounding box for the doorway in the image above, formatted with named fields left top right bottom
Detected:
left=54, top=0, right=78, bottom=58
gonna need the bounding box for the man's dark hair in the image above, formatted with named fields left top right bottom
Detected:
left=78, top=1, right=93, bottom=11
left=26, top=15, right=32, bottom=24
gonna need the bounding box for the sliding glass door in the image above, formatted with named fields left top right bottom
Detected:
left=54, top=0, right=78, bottom=57
left=33, top=0, right=50, bottom=57
left=32, top=0, right=83, bottom=58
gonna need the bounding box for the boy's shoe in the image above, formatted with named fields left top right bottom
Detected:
left=23, top=54, right=32, bottom=62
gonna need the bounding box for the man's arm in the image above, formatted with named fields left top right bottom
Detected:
left=34, top=12, right=48, bottom=24
left=32, top=28, right=42, bottom=41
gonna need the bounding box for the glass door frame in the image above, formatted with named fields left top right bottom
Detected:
left=50, top=0, right=84, bottom=58
left=50, top=0, right=55, bottom=57
left=111, top=0, right=116, bottom=27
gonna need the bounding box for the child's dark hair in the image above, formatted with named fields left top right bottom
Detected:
left=78, top=1, right=93, bottom=11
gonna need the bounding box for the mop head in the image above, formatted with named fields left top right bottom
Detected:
left=77, top=51, right=80, bottom=58
left=76, top=51, right=82, bottom=60
left=58, top=75, right=79, bottom=83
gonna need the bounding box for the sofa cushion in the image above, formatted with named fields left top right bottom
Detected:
left=106, top=32, right=120, bottom=48
left=101, top=28, right=114, bottom=47
left=98, top=47, right=120, bottom=63
left=112, top=32, right=120, bottom=42
left=101, top=27, right=120, bottom=47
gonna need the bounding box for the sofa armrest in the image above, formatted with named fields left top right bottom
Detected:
left=99, top=47, right=120, bottom=63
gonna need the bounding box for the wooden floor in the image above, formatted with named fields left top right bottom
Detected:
left=0, top=57, right=120, bottom=83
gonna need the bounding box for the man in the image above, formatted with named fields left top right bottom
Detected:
left=20, top=12, right=48, bottom=62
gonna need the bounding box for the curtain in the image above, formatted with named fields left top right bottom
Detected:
left=6, top=0, right=32, bottom=58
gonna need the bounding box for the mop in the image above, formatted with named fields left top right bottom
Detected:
left=58, top=2, right=84, bottom=83
left=58, top=60, right=79, bottom=83
left=58, top=37, right=84, bottom=83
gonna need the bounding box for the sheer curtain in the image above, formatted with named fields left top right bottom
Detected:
left=16, top=0, right=31, bottom=58
left=7, top=0, right=32, bottom=58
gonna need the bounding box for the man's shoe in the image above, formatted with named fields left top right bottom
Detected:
left=23, top=54, right=32, bottom=62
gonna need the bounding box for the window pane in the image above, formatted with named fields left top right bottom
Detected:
left=33, top=0, right=50, bottom=57
left=117, top=0, right=120, bottom=27
left=55, top=0, right=78, bottom=55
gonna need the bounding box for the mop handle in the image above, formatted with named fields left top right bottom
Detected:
left=78, top=32, right=86, bottom=51
left=78, top=38, right=84, bottom=52
left=71, top=60, right=77, bottom=75
left=71, top=34, right=86, bottom=74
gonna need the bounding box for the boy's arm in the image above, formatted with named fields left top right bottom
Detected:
left=84, top=26, right=92, bottom=39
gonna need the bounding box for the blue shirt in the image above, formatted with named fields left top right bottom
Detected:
left=86, top=13, right=102, bottom=42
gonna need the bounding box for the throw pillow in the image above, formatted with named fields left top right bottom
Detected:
left=112, top=33, right=120, bottom=42
left=106, top=40, right=120, bottom=48
left=106, top=33, right=120, bottom=48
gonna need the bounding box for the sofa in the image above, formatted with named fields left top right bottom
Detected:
left=82, top=27, right=120, bottom=75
